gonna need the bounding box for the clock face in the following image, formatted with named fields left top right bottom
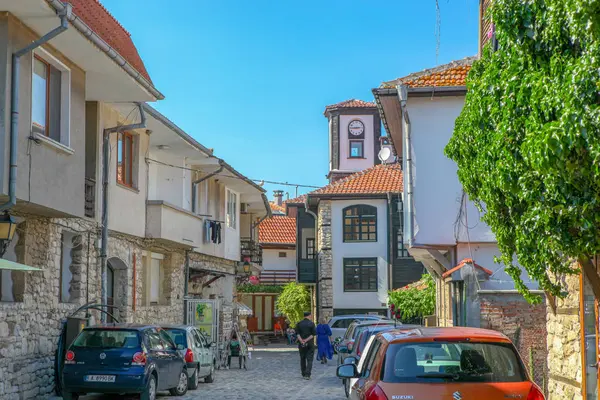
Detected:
left=348, top=120, right=365, bottom=136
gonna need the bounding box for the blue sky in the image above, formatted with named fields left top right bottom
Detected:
left=102, top=0, right=479, bottom=200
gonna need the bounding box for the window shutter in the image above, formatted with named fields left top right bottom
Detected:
left=479, top=0, right=493, bottom=54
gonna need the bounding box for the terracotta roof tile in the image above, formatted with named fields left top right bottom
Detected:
left=394, top=278, right=429, bottom=292
left=65, top=0, right=152, bottom=82
left=441, top=258, right=493, bottom=279
left=324, top=99, right=376, bottom=115
left=258, top=216, right=296, bottom=245
left=285, top=194, right=307, bottom=204
left=269, top=202, right=286, bottom=215
left=381, top=57, right=476, bottom=89
left=310, top=163, right=402, bottom=196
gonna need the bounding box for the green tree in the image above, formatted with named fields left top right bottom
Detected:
left=275, top=282, right=311, bottom=326
left=388, top=274, right=435, bottom=321
left=445, top=0, right=600, bottom=302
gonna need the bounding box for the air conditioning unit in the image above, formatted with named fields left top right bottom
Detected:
left=240, top=203, right=248, bottom=213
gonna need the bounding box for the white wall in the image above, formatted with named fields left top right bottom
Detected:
left=331, top=199, right=389, bottom=310
left=147, top=150, right=190, bottom=210
left=262, top=249, right=297, bottom=271
left=405, top=96, right=494, bottom=246
left=339, top=114, right=375, bottom=172
left=224, top=188, right=241, bottom=262
left=456, top=243, right=539, bottom=290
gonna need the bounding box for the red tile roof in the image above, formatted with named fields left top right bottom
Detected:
left=324, top=99, right=377, bottom=115
left=381, top=57, right=476, bottom=89
left=441, top=258, right=493, bottom=279
left=285, top=194, right=307, bottom=204
left=269, top=202, right=286, bottom=214
left=311, top=163, right=402, bottom=196
left=65, top=0, right=152, bottom=82
left=258, top=216, right=297, bottom=245
left=394, top=278, right=429, bottom=292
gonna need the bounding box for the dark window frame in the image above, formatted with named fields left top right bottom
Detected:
left=117, top=131, right=135, bottom=188
left=343, top=205, right=377, bottom=242
left=349, top=140, right=364, bottom=159
left=278, top=251, right=287, bottom=258
left=395, top=199, right=410, bottom=258
left=343, top=257, right=378, bottom=292
left=306, top=238, right=315, bottom=259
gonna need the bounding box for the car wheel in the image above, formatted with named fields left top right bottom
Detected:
left=169, top=370, right=188, bottom=396
left=204, top=365, right=215, bottom=383
left=188, top=367, right=199, bottom=390
left=62, top=393, right=79, bottom=400
left=140, top=374, right=157, bottom=400
left=344, top=379, right=350, bottom=398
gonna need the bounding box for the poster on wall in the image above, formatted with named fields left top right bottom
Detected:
left=186, top=299, right=219, bottom=344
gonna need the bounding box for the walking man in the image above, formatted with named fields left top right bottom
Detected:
left=295, top=311, right=316, bottom=380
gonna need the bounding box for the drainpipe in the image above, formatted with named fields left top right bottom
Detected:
left=386, top=193, right=393, bottom=294
left=191, top=164, right=224, bottom=213
left=398, top=84, right=414, bottom=248
left=0, top=4, right=71, bottom=212
left=305, top=202, right=320, bottom=322
left=100, top=103, right=146, bottom=322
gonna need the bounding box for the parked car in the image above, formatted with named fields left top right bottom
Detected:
left=336, top=320, right=396, bottom=366
left=162, top=325, right=217, bottom=389
left=62, top=324, right=188, bottom=400
left=329, top=314, right=389, bottom=341
left=337, top=327, right=546, bottom=400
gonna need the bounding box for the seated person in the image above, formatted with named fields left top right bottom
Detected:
left=286, top=327, right=297, bottom=345
left=228, top=333, right=242, bottom=369
left=274, top=321, right=283, bottom=336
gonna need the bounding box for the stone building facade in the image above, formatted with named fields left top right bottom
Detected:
left=317, top=201, right=333, bottom=321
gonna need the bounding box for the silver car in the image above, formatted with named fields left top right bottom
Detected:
left=328, top=314, right=389, bottom=341
left=163, top=325, right=217, bottom=390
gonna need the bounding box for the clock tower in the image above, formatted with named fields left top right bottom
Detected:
left=324, top=99, right=382, bottom=183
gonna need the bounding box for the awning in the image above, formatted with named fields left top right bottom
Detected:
left=236, top=302, right=253, bottom=316
left=0, top=258, right=41, bottom=271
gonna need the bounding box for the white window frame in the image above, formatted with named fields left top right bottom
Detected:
left=142, top=252, right=164, bottom=306
left=226, top=189, right=238, bottom=229
left=31, top=47, right=71, bottom=149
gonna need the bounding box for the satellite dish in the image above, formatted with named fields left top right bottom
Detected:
left=378, top=147, right=394, bottom=163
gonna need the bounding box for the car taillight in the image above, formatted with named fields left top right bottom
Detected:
left=132, top=352, right=146, bottom=366
left=348, top=341, right=354, bottom=351
left=527, top=384, right=545, bottom=400
left=365, top=384, right=388, bottom=400
left=65, top=350, right=75, bottom=364
left=185, top=348, right=194, bottom=363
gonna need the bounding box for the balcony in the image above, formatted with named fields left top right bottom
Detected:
left=241, top=237, right=262, bottom=265
left=298, top=258, right=317, bottom=283
left=85, top=178, right=95, bottom=218
left=259, top=271, right=296, bottom=285
left=146, top=200, right=203, bottom=248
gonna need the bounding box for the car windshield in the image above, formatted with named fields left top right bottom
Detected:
left=164, top=328, right=187, bottom=349
left=72, top=329, right=140, bottom=349
left=382, top=341, right=526, bottom=383
left=353, top=323, right=394, bottom=340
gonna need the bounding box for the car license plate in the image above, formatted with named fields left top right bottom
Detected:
left=84, top=375, right=116, bottom=383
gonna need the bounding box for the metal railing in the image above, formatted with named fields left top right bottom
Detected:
left=259, top=271, right=296, bottom=285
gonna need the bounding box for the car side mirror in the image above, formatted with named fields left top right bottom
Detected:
left=338, top=346, right=349, bottom=354
left=337, top=364, right=359, bottom=379
left=343, top=356, right=358, bottom=365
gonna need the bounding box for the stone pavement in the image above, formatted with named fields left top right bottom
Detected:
left=49, top=345, right=345, bottom=400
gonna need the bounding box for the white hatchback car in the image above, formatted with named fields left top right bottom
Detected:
left=328, top=314, right=389, bottom=342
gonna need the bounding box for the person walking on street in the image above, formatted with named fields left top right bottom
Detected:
left=295, top=311, right=316, bottom=380
left=316, top=317, right=333, bottom=364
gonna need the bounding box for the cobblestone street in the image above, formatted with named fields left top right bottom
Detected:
left=50, top=346, right=345, bottom=400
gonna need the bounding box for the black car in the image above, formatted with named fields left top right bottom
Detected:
left=62, top=324, right=188, bottom=400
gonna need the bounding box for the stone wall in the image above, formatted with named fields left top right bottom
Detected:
left=317, top=201, right=333, bottom=321
left=547, top=274, right=582, bottom=400
left=0, top=216, right=188, bottom=399
left=436, top=280, right=453, bottom=327
left=480, top=293, right=547, bottom=389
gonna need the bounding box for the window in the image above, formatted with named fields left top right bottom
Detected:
left=344, top=258, right=378, bottom=292
left=117, top=132, right=136, bottom=187
left=349, top=140, right=364, bottom=158
left=395, top=199, right=409, bottom=258
left=361, top=339, right=382, bottom=378
left=144, top=252, right=164, bottom=306
left=226, top=189, right=237, bottom=228
left=73, top=329, right=141, bottom=349
left=343, top=205, right=377, bottom=242
left=60, top=231, right=81, bottom=303
left=31, top=50, right=70, bottom=146
left=279, top=252, right=287, bottom=258
left=146, top=330, right=165, bottom=351
left=0, top=229, right=23, bottom=302
left=158, top=328, right=176, bottom=350
left=150, top=258, right=161, bottom=304
left=306, top=238, right=315, bottom=259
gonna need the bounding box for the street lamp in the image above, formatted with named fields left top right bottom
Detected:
left=243, top=261, right=251, bottom=274
left=0, top=212, right=17, bottom=258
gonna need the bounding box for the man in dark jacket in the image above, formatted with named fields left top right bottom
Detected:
left=295, top=311, right=317, bottom=380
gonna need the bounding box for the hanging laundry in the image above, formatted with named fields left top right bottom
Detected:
left=204, top=220, right=212, bottom=243
left=211, top=222, right=222, bottom=244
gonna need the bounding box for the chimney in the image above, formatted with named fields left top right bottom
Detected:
left=273, top=190, right=284, bottom=206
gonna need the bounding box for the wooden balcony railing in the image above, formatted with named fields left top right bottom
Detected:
left=259, top=271, right=296, bottom=285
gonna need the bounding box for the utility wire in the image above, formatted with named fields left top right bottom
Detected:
left=145, top=157, right=322, bottom=189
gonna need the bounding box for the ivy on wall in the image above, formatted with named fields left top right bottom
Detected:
left=388, top=274, right=435, bottom=320
left=445, top=0, right=600, bottom=302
